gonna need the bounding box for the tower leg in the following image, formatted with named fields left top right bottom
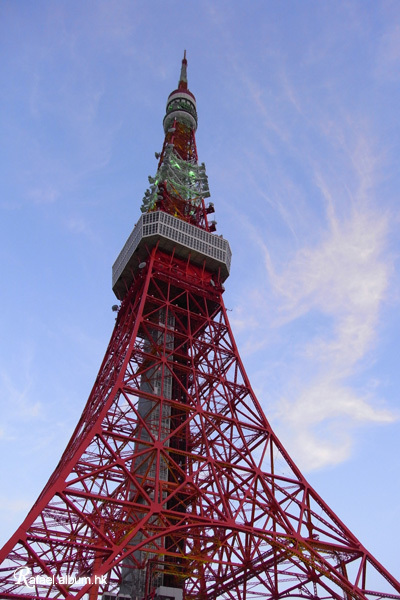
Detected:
left=0, top=249, right=399, bottom=600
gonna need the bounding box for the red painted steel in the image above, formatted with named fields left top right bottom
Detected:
left=1, top=248, right=400, bottom=599
left=1, top=53, right=400, bottom=600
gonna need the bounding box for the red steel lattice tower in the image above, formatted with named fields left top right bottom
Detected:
left=1, top=53, right=400, bottom=600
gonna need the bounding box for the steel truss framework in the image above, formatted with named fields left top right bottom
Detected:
left=1, top=247, right=399, bottom=600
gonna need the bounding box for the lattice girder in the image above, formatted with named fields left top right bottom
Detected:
left=0, top=248, right=399, bottom=600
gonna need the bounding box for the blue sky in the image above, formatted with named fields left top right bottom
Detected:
left=1, top=0, right=400, bottom=584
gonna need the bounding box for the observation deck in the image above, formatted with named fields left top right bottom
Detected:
left=112, top=211, right=231, bottom=300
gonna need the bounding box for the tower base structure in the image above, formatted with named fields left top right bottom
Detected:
left=1, top=242, right=400, bottom=600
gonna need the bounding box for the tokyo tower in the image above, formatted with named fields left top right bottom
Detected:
left=1, top=53, right=399, bottom=600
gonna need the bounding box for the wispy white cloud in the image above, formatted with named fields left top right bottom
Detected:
left=0, top=377, right=41, bottom=445
left=27, top=185, right=60, bottom=205
left=275, top=374, right=395, bottom=471
left=267, top=204, right=388, bottom=320
left=0, top=356, right=42, bottom=427
left=65, top=215, right=96, bottom=240
left=258, top=163, right=396, bottom=470
left=222, top=50, right=397, bottom=470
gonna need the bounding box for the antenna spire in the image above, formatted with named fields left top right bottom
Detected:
left=178, top=49, right=188, bottom=90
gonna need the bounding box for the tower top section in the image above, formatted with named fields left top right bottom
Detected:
left=163, top=51, right=198, bottom=133
left=178, top=49, right=188, bottom=89
left=112, top=52, right=231, bottom=299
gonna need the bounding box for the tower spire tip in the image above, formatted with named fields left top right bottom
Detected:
left=179, top=50, right=188, bottom=90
